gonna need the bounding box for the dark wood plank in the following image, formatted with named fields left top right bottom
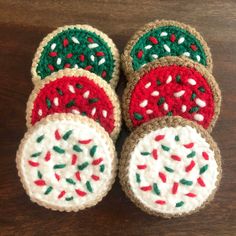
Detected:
left=0, top=0, right=236, bottom=235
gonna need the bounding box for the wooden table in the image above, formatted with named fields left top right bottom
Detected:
left=1, top=1, right=236, bottom=235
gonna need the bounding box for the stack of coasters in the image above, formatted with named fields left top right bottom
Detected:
left=120, top=20, right=222, bottom=217
left=16, top=25, right=121, bottom=211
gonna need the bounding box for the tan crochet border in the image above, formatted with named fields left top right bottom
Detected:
left=119, top=116, right=222, bottom=218
left=31, top=24, right=120, bottom=89
left=26, top=68, right=121, bottom=141
left=122, top=19, right=213, bottom=77
left=16, top=113, right=118, bottom=212
left=122, top=56, right=221, bottom=132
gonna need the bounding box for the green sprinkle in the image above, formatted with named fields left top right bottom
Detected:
left=56, top=87, right=63, bottom=95
left=65, top=196, right=74, bottom=201
left=100, top=164, right=105, bottom=173
left=175, top=135, right=180, bottom=141
left=73, top=145, right=83, bottom=152
left=81, top=111, right=87, bottom=116
left=156, top=79, right=161, bottom=85
left=90, top=145, right=97, bottom=157
left=136, top=173, right=141, bottom=183
left=37, top=170, right=42, bottom=179
left=66, top=99, right=75, bottom=108
left=161, top=145, right=170, bottom=151
left=167, top=111, right=172, bottom=116
left=200, top=164, right=209, bottom=175
left=46, top=97, right=51, bottom=109
left=141, top=152, right=150, bottom=156
left=189, top=106, right=199, bottom=113
left=36, top=135, right=44, bottom=143
left=164, top=166, right=174, bottom=173
left=53, top=164, right=66, bottom=169
left=198, top=86, right=205, bottom=93
left=31, top=152, right=42, bottom=157
left=153, top=183, right=160, bottom=195
left=89, top=98, right=99, bottom=104
left=187, top=151, right=196, bottom=158
left=180, top=179, right=193, bottom=186
left=176, top=75, right=181, bottom=83
left=86, top=181, right=93, bottom=193
left=157, top=97, right=165, bottom=106
left=76, top=83, right=83, bottom=89
left=66, top=178, right=76, bottom=185
left=53, top=146, right=65, bottom=154
left=44, top=186, right=53, bottom=195
left=176, top=201, right=184, bottom=207
left=78, top=162, right=89, bottom=170
left=62, top=130, right=73, bottom=140
left=191, top=92, right=197, bottom=100
left=134, top=112, right=143, bottom=120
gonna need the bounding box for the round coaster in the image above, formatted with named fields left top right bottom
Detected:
left=27, top=68, right=121, bottom=141
left=123, top=57, right=221, bottom=132
left=16, top=114, right=117, bottom=211
left=32, top=24, right=120, bottom=88
left=119, top=116, right=221, bottom=218
left=122, top=20, right=213, bottom=76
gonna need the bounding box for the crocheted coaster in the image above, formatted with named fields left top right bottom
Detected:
left=119, top=117, right=221, bottom=218
left=16, top=114, right=117, bottom=211
left=32, top=25, right=120, bottom=88
left=122, top=20, right=212, bottom=77
left=123, top=57, right=221, bottom=132
left=26, top=69, right=121, bottom=140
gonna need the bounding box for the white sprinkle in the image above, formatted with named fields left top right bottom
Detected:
left=145, top=45, right=152, bottom=50
left=38, top=109, right=42, bottom=116
left=183, top=52, right=190, bottom=57
left=88, top=43, right=99, bottom=49
left=51, top=43, right=56, bottom=50
left=74, top=64, right=78, bottom=68
left=160, top=32, right=168, bottom=36
left=72, top=109, right=80, bottom=114
left=194, top=113, right=204, bottom=121
left=90, top=55, right=95, bottom=62
left=145, top=82, right=151, bottom=89
left=188, top=78, right=196, bottom=85
left=68, top=85, right=75, bottom=93
left=91, top=107, right=96, bottom=116
left=151, top=90, right=159, bottom=96
left=152, top=54, right=158, bottom=59
left=174, top=90, right=185, bottom=97
left=196, top=55, right=201, bottom=62
left=178, top=37, right=185, bottom=44
left=196, top=98, right=206, bottom=107
left=139, top=100, right=148, bottom=108
left=146, top=109, right=153, bottom=114
left=163, top=103, right=168, bottom=111
left=164, top=44, right=171, bottom=53
left=141, top=63, right=146, bottom=68
left=98, top=58, right=105, bottom=65
left=56, top=58, right=61, bottom=65
left=166, top=75, right=172, bottom=84
left=83, top=90, right=90, bottom=98
left=71, top=37, right=80, bottom=44
left=181, top=105, right=187, bottom=112
left=53, top=97, right=59, bottom=106
left=102, top=110, right=107, bottom=118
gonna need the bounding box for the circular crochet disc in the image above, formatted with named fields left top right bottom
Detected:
left=16, top=114, right=117, bottom=211
left=119, top=116, right=221, bottom=218
left=27, top=69, right=121, bottom=140
left=32, top=25, right=120, bottom=88
left=123, top=57, right=221, bottom=132
left=122, top=20, right=212, bottom=76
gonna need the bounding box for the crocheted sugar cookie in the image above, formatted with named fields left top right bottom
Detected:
left=16, top=114, right=117, bottom=211
left=123, top=57, right=221, bottom=132
left=122, top=20, right=212, bottom=77
left=119, top=116, right=221, bottom=218
left=32, top=25, right=119, bottom=88
left=26, top=69, right=121, bottom=140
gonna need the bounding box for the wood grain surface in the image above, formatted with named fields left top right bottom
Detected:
left=0, top=0, right=236, bottom=235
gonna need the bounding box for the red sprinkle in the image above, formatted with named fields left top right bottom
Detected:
left=79, top=54, right=85, bottom=62
left=48, top=64, right=54, bottom=71
left=92, top=158, right=103, bottom=165
left=91, top=175, right=100, bottom=181
left=75, top=188, right=87, bottom=197
left=185, top=160, right=196, bottom=172
left=184, top=143, right=194, bottom=149
left=137, top=50, right=143, bottom=59
left=64, top=63, right=71, bottom=68
left=85, top=65, right=93, bottom=71
left=185, top=192, right=197, bottom=198
left=96, top=51, right=104, bottom=56
left=66, top=53, right=73, bottom=58
left=140, top=186, right=152, bottom=191
left=101, top=70, right=107, bottom=78
left=55, top=173, right=60, bottom=181
left=28, top=160, right=39, bottom=167
left=152, top=149, right=158, bottom=160
left=137, top=164, right=147, bottom=170
left=58, top=190, right=66, bottom=199
left=155, top=200, right=166, bottom=205
left=34, top=180, right=46, bottom=186
left=155, top=135, right=165, bottom=141
left=159, top=172, right=166, bottom=183
left=87, top=37, right=94, bottom=43
left=49, top=52, right=57, bottom=57
left=171, top=155, right=181, bottom=161
left=75, top=171, right=81, bottom=181
left=172, top=182, right=179, bottom=194
left=79, top=139, right=92, bottom=144
left=149, top=36, right=158, bottom=44
left=170, top=34, right=176, bottom=42
left=190, top=44, right=197, bottom=51
left=45, top=151, right=51, bottom=162
left=197, top=177, right=206, bottom=187
left=71, top=154, right=77, bottom=165
left=55, top=129, right=61, bottom=140
left=202, top=151, right=209, bottom=160
left=63, top=38, right=69, bottom=47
